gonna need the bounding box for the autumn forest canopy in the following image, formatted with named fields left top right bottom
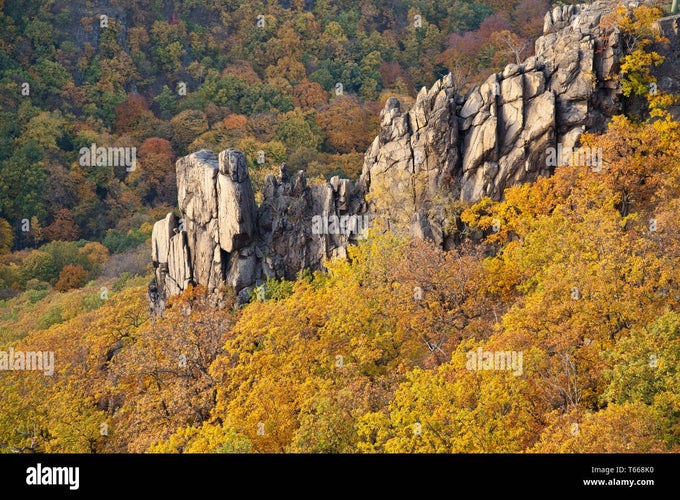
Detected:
left=1, top=0, right=680, bottom=454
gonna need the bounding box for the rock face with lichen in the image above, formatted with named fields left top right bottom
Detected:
left=149, top=1, right=680, bottom=311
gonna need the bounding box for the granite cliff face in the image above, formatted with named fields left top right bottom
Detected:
left=149, top=148, right=367, bottom=311
left=149, top=1, right=677, bottom=311
left=360, top=0, right=626, bottom=248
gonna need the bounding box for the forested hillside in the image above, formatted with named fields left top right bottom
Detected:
left=0, top=0, right=549, bottom=340
left=0, top=0, right=546, bottom=250
left=1, top=0, right=679, bottom=455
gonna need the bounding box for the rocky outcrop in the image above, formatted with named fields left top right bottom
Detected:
left=653, top=13, right=680, bottom=120
left=361, top=0, right=626, bottom=247
left=150, top=0, right=680, bottom=311
left=149, top=150, right=368, bottom=312
left=360, top=79, right=458, bottom=247
left=258, top=165, right=366, bottom=287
